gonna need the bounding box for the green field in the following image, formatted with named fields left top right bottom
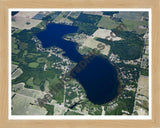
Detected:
left=37, top=57, right=47, bottom=63
left=48, top=75, right=64, bottom=104
left=44, top=104, right=54, bottom=115
left=26, top=77, right=35, bottom=88
left=122, top=19, right=148, bottom=34
left=97, top=16, right=120, bottom=29
left=28, top=62, right=39, bottom=68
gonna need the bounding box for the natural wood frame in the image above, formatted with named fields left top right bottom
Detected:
left=0, top=0, right=160, bottom=127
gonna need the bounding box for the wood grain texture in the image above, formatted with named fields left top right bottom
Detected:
left=0, top=0, right=160, bottom=127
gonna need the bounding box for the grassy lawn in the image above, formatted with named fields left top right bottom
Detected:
left=48, top=75, right=64, bottom=104
left=12, top=61, right=19, bottom=65
left=37, top=57, right=47, bottom=63
left=53, top=12, right=64, bottom=22
left=122, top=19, right=148, bottom=34
left=44, top=104, right=54, bottom=115
left=97, top=16, right=120, bottom=29
left=26, top=77, right=35, bottom=88
left=78, top=46, right=93, bottom=55
left=35, top=21, right=46, bottom=29
left=28, top=62, right=39, bottom=68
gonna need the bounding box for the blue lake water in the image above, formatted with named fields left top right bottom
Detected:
left=37, top=23, right=120, bottom=105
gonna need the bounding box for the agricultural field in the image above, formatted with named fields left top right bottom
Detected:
left=116, top=12, right=148, bottom=21
left=69, top=12, right=81, bottom=19
left=97, top=16, right=120, bottom=29
left=12, top=82, right=54, bottom=115
left=92, top=28, right=122, bottom=41
left=12, top=93, right=48, bottom=115
left=53, top=12, right=73, bottom=25
left=12, top=64, right=18, bottom=72
left=12, top=11, right=42, bottom=30
left=83, top=11, right=103, bottom=16
left=83, top=36, right=111, bottom=56
left=133, top=75, right=149, bottom=115
left=122, top=19, right=148, bottom=34
left=12, top=67, right=23, bottom=80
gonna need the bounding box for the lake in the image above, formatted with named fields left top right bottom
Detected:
left=37, top=23, right=120, bottom=105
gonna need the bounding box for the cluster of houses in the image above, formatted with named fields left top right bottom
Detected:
left=109, top=53, right=121, bottom=63
left=32, top=36, right=73, bottom=74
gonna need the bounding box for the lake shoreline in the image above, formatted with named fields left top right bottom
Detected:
left=36, top=22, right=122, bottom=105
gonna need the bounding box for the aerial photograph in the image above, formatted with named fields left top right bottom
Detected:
left=11, top=10, right=149, bottom=116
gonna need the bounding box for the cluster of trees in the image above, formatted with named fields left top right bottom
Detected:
left=42, top=15, right=52, bottom=21
left=95, top=30, right=144, bottom=60
left=105, top=90, right=135, bottom=115
left=49, top=82, right=64, bottom=104
left=13, top=29, right=33, bottom=42
left=141, top=68, right=149, bottom=76
left=74, top=22, right=98, bottom=35
left=67, top=16, right=76, bottom=21
left=103, top=11, right=119, bottom=16
left=76, top=13, right=102, bottom=25
left=43, top=104, right=54, bottom=115
left=115, top=62, right=140, bottom=87
left=42, top=12, right=61, bottom=21
left=70, top=13, right=102, bottom=35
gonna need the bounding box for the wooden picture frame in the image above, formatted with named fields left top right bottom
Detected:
left=0, top=0, right=160, bottom=127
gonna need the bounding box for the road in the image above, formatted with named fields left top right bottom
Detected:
left=132, top=27, right=149, bottom=115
